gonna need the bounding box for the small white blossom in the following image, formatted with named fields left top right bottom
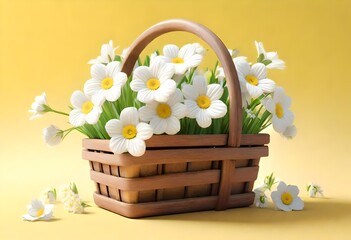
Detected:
left=22, top=199, right=53, bottom=221
left=40, top=187, right=57, bottom=204
left=253, top=188, right=269, bottom=208
left=88, top=40, right=118, bottom=64
left=307, top=183, right=324, bottom=198
left=29, top=92, right=48, bottom=120
left=271, top=181, right=304, bottom=211
left=43, top=125, right=63, bottom=146
left=255, top=41, right=285, bottom=69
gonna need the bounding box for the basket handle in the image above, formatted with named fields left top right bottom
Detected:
left=121, top=19, right=242, bottom=147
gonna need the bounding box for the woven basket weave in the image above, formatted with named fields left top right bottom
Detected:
left=82, top=19, right=269, bottom=218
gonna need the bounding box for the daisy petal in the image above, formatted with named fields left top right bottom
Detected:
left=130, top=79, right=146, bottom=92
left=136, top=122, right=153, bottom=140
left=251, top=63, right=267, bottom=79
left=150, top=117, right=167, bottom=134
left=246, top=84, right=263, bottom=98
left=155, top=79, right=176, bottom=102
left=133, top=66, right=153, bottom=83
left=167, top=88, right=184, bottom=106
left=105, top=119, right=123, bottom=137
left=184, top=100, right=199, bottom=118
left=120, top=107, right=139, bottom=126
left=174, top=64, right=188, bottom=75
left=193, top=75, right=207, bottom=95
left=207, top=100, right=227, bottom=118
left=113, top=72, right=128, bottom=87
left=178, top=44, right=196, bottom=59
left=91, top=64, right=106, bottom=80
left=184, top=54, right=203, bottom=68
left=127, top=138, right=146, bottom=157
left=272, top=116, right=288, bottom=133
left=258, top=79, right=276, bottom=93
left=105, top=86, right=121, bottom=102
left=291, top=197, right=304, bottom=210
left=171, top=103, right=187, bottom=119
left=69, top=109, right=86, bottom=127
left=163, top=44, right=179, bottom=58
left=137, top=89, right=155, bottom=103
left=138, top=105, right=156, bottom=122
left=106, top=61, right=121, bottom=77
left=86, top=107, right=101, bottom=124
left=196, top=110, right=212, bottom=128
left=84, top=79, right=101, bottom=97
left=234, top=58, right=250, bottom=76
left=287, top=185, right=300, bottom=197
left=109, top=136, right=127, bottom=154
left=70, top=91, right=87, bottom=109
left=165, top=116, right=180, bottom=135
left=207, top=84, right=223, bottom=101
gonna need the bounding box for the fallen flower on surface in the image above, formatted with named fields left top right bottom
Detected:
left=307, top=183, right=324, bottom=198
left=22, top=199, right=53, bottom=221
left=271, top=181, right=304, bottom=211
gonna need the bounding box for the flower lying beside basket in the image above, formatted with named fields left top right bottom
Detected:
left=30, top=19, right=296, bottom=218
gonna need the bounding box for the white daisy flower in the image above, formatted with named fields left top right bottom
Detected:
left=281, top=125, right=297, bottom=139
left=255, top=41, right=286, bottom=70
left=40, top=187, right=57, bottom=204
left=307, top=183, right=324, bottom=198
left=262, top=87, right=294, bottom=133
left=43, top=125, right=63, bottom=146
left=29, top=92, right=48, bottom=120
left=139, top=89, right=187, bottom=135
left=69, top=90, right=102, bottom=127
left=235, top=57, right=276, bottom=98
left=158, top=44, right=203, bottom=74
left=22, top=199, right=53, bottom=221
left=271, top=181, right=304, bottom=211
left=182, top=75, right=227, bottom=128
left=253, top=187, right=269, bottom=208
left=130, top=59, right=176, bottom=103
left=88, top=40, right=117, bottom=64
left=105, top=107, right=153, bottom=157
left=84, top=61, right=127, bottom=105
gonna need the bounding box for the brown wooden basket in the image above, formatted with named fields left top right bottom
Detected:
left=82, top=19, right=270, bottom=218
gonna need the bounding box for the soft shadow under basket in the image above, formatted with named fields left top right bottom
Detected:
left=82, top=19, right=269, bottom=218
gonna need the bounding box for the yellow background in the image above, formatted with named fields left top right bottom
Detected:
left=1, top=0, right=351, bottom=239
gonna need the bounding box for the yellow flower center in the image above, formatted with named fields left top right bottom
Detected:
left=156, top=103, right=172, bottom=119
left=171, top=57, right=184, bottom=64
left=146, top=78, right=160, bottom=90
left=275, top=103, right=284, bottom=119
left=101, top=77, right=113, bottom=90
left=36, top=207, right=44, bottom=217
left=245, top=74, right=259, bottom=86
left=281, top=192, right=293, bottom=205
left=82, top=101, right=94, bottom=114
left=196, top=95, right=211, bottom=109
left=122, top=124, right=137, bottom=139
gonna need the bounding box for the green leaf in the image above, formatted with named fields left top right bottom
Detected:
left=257, top=53, right=265, bottom=63
left=262, top=59, right=272, bottom=65
left=114, top=55, right=122, bottom=62
left=70, top=182, right=79, bottom=194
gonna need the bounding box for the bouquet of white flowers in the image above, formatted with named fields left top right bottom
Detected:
left=29, top=19, right=296, bottom=218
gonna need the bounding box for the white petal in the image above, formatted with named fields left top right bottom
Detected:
left=184, top=54, right=203, bottom=68
left=283, top=110, right=295, bottom=126
left=182, top=84, right=198, bottom=101
left=273, top=87, right=286, bottom=102
left=287, top=185, right=300, bottom=197
left=272, top=116, right=288, bottom=133
left=84, top=79, right=101, bottom=97
left=282, top=95, right=292, bottom=109
left=167, top=88, right=183, bottom=106
left=246, top=84, right=263, bottom=98
left=91, top=64, right=106, bottom=80
left=133, top=66, right=152, bottom=83
left=193, top=75, right=207, bottom=95
left=106, top=61, right=121, bottom=77
left=137, top=89, right=155, bottom=103
left=105, top=119, right=123, bottom=137
left=291, top=197, right=304, bottom=210
left=92, top=89, right=107, bottom=106
left=196, top=110, right=212, bottom=128
left=138, top=105, right=156, bottom=122
left=127, top=138, right=146, bottom=157
left=151, top=59, right=175, bottom=82
left=113, top=72, right=128, bottom=87
left=207, top=84, right=223, bottom=101
left=263, top=97, right=275, bottom=113
left=258, top=79, right=276, bottom=93
left=165, top=116, right=180, bottom=135
left=277, top=181, right=288, bottom=192
left=251, top=63, right=267, bottom=79
left=207, top=100, right=227, bottom=118
left=136, top=122, right=153, bottom=140
left=174, top=64, right=188, bottom=75
left=234, top=58, right=250, bottom=76
left=184, top=100, right=199, bottom=118
left=70, top=91, right=88, bottom=109
left=120, top=107, right=139, bottom=126
left=109, top=136, right=127, bottom=154
left=22, top=214, right=39, bottom=221
left=171, top=103, right=187, bottom=119
left=163, top=44, right=179, bottom=58
left=179, top=44, right=196, bottom=59
left=267, top=59, right=286, bottom=70
left=130, top=79, right=146, bottom=92
left=86, top=107, right=101, bottom=124
left=150, top=117, right=167, bottom=134
left=155, top=80, right=176, bottom=102
left=105, top=86, right=121, bottom=102
left=69, top=109, right=86, bottom=127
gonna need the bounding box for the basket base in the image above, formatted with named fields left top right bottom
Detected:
left=93, top=192, right=255, bottom=218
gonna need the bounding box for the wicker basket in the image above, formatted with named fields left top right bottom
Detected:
left=82, top=19, right=270, bottom=218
